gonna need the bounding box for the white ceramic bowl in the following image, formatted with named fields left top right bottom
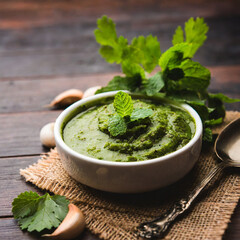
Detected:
left=54, top=91, right=202, bottom=193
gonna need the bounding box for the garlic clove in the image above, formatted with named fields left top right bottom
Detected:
left=49, top=89, right=83, bottom=108
left=42, top=204, right=85, bottom=240
left=82, top=86, right=102, bottom=98
left=40, top=122, right=55, bottom=148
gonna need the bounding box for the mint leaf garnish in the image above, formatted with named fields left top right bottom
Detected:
left=107, top=91, right=153, bottom=137
left=108, top=114, right=127, bottom=137
left=131, top=108, right=153, bottom=121
left=12, top=191, right=69, bottom=232
left=114, top=91, right=133, bottom=117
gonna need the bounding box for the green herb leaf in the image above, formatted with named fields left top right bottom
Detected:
left=172, top=26, right=184, bottom=45
left=94, top=16, right=128, bottom=64
left=12, top=191, right=69, bottom=232
left=114, top=91, right=133, bottom=117
left=145, top=72, right=165, bottom=96
left=96, top=75, right=142, bottom=94
left=172, top=17, right=209, bottom=56
left=108, top=114, right=127, bottom=136
left=130, top=35, right=161, bottom=73
left=130, top=108, right=153, bottom=121
left=203, top=127, right=213, bottom=142
left=94, top=16, right=161, bottom=78
left=176, top=59, right=211, bottom=92
left=205, top=118, right=223, bottom=127
left=209, top=93, right=240, bottom=103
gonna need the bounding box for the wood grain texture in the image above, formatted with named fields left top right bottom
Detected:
left=0, top=65, right=239, bottom=113
left=0, top=218, right=98, bottom=240
left=0, top=111, right=60, bottom=157
left=0, top=0, right=239, bottom=78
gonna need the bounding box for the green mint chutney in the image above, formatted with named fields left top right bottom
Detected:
left=63, top=99, right=195, bottom=162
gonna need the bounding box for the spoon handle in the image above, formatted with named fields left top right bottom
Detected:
left=137, top=161, right=226, bottom=239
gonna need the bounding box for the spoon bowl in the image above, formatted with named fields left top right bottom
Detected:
left=215, top=118, right=240, bottom=167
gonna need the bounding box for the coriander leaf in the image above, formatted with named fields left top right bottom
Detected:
left=172, top=18, right=209, bottom=57
left=12, top=191, right=39, bottom=219
left=185, top=17, right=209, bottom=56
left=208, top=93, right=240, bottom=103
left=108, top=114, right=127, bottom=136
left=99, top=36, right=128, bottom=64
left=131, top=35, right=161, bottom=72
left=121, top=60, right=146, bottom=79
left=145, top=72, right=165, bottom=96
left=203, top=127, right=213, bottom=142
left=114, top=91, right=133, bottom=117
left=12, top=191, right=69, bottom=232
left=130, top=108, right=153, bottom=121
left=94, top=16, right=128, bottom=64
left=172, top=26, right=184, bottom=45
left=95, top=75, right=142, bottom=94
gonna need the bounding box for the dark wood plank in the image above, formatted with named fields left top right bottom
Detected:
left=0, top=0, right=239, bottom=78
left=0, top=111, right=59, bottom=157
left=0, top=65, right=240, bottom=113
left=0, top=218, right=98, bottom=240
left=0, top=156, right=43, bottom=216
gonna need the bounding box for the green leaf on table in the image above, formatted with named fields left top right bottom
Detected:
left=130, top=108, right=153, bottom=121
left=12, top=191, right=69, bottom=232
left=108, top=114, right=127, bottom=136
left=114, top=91, right=133, bottom=117
left=145, top=72, right=165, bottom=96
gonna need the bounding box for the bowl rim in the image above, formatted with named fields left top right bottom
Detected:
left=54, top=91, right=203, bottom=167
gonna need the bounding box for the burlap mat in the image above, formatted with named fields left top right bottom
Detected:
left=20, top=111, right=240, bottom=240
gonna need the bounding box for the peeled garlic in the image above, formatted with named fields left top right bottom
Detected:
left=40, top=122, right=55, bottom=148
left=49, top=89, right=83, bottom=108
left=42, top=204, right=85, bottom=240
left=82, top=86, right=101, bottom=98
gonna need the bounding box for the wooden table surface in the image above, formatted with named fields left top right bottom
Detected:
left=0, top=0, right=240, bottom=239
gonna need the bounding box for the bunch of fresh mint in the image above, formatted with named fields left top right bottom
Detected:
left=94, top=16, right=239, bottom=141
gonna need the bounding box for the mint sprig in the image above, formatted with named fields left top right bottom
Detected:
left=108, top=91, right=153, bottom=137
left=95, top=16, right=240, bottom=142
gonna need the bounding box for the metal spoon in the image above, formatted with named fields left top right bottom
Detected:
left=137, top=118, right=240, bottom=239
